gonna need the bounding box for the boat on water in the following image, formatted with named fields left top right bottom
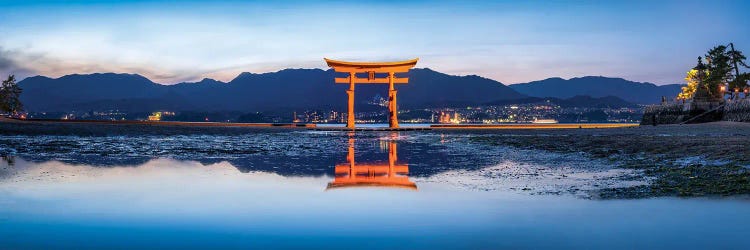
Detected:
left=532, top=118, right=559, bottom=124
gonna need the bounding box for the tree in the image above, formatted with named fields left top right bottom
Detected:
left=704, top=45, right=732, bottom=99
left=727, top=43, right=750, bottom=97
left=677, top=44, right=749, bottom=100
left=677, top=69, right=704, bottom=100
left=0, top=75, right=23, bottom=114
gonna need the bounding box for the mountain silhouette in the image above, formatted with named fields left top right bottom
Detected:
left=485, top=95, right=636, bottom=109
left=18, top=70, right=673, bottom=112
left=18, top=68, right=526, bottom=112
left=509, top=76, right=684, bottom=104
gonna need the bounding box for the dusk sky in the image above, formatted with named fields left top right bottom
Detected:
left=0, top=0, right=748, bottom=85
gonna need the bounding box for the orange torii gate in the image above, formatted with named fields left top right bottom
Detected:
left=326, top=139, right=416, bottom=190
left=324, top=58, right=419, bottom=128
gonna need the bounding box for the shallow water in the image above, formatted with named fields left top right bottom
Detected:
left=0, top=130, right=748, bottom=249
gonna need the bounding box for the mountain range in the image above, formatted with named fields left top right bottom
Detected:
left=485, top=95, right=637, bottom=109
left=509, top=76, right=683, bottom=104
left=17, top=69, right=682, bottom=112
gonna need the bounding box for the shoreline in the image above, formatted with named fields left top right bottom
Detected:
left=1, top=117, right=316, bottom=128
left=1, top=117, right=640, bottom=134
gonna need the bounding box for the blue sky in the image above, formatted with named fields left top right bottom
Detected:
left=0, top=0, right=748, bottom=84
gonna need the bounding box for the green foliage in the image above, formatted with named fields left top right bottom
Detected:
left=680, top=44, right=749, bottom=100
left=705, top=45, right=749, bottom=95
left=678, top=69, right=705, bottom=99
left=0, top=75, right=24, bottom=114
left=704, top=46, right=732, bottom=98
left=730, top=72, right=750, bottom=91
left=728, top=44, right=750, bottom=91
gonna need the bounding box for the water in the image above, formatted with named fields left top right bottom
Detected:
left=1, top=130, right=748, bottom=249
left=315, top=123, right=432, bottom=128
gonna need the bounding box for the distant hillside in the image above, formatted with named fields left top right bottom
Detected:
left=401, top=68, right=524, bottom=107
left=486, top=95, right=637, bottom=109
left=18, top=68, right=526, bottom=112
left=509, top=76, right=684, bottom=104
left=18, top=73, right=171, bottom=111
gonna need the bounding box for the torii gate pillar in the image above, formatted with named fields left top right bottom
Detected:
left=347, top=72, right=356, bottom=128
left=388, top=72, right=399, bottom=128
left=324, top=58, right=418, bottom=129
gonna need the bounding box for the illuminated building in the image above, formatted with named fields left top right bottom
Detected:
left=439, top=112, right=451, bottom=123
left=148, top=112, right=162, bottom=121
left=437, top=111, right=460, bottom=124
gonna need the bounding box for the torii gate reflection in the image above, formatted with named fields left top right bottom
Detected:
left=326, top=134, right=417, bottom=190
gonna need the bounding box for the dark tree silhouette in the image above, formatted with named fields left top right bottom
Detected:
left=705, top=46, right=733, bottom=99
left=727, top=43, right=750, bottom=98
left=703, top=44, right=749, bottom=99
left=1, top=75, right=23, bottom=114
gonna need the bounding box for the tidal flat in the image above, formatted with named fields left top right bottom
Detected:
left=1, top=120, right=749, bottom=248
left=470, top=121, right=750, bottom=198
left=1, top=120, right=749, bottom=198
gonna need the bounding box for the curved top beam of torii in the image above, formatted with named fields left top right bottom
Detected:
left=324, top=58, right=419, bottom=73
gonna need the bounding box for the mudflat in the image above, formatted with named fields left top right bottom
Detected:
left=2, top=118, right=749, bottom=198
left=470, top=121, right=750, bottom=198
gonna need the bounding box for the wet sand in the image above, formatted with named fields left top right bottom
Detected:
left=0, top=117, right=313, bottom=136
left=2, top=117, right=748, bottom=199
left=1, top=118, right=637, bottom=135
left=470, top=121, right=750, bottom=198
left=432, top=123, right=639, bottom=129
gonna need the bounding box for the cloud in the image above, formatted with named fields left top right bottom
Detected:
left=0, top=47, right=17, bottom=70
left=0, top=46, right=208, bottom=83
left=3, top=1, right=736, bottom=85
left=0, top=47, right=37, bottom=78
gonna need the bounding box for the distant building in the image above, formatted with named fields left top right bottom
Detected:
left=148, top=112, right=162, bottom=121
left=438, top=111, right=459, bottom=124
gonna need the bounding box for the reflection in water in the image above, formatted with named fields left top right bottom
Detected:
left=2, top=155, right=14, bottom=166
left=1, top=134, right=750, bottom=249
left=327, top=133, right=416, bottom=190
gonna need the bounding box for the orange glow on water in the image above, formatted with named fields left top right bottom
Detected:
left=327, top=136, right=416, bottom=190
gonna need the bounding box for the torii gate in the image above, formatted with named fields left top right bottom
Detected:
left=324, top=58, right=419, bottom=128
